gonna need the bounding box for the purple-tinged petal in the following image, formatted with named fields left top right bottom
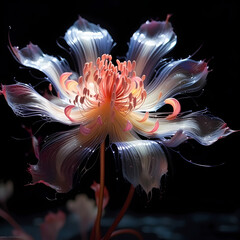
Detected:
left=64, top=16, right=114, bottom=75
left=10, top=43, right=72, bottom=99
left=139, top=58, right=208, bottom=112
left=126, top=18, right=177, bottom=84
left=1, top=83, right=74, bottom=125
left=29, top=127, right=106, bottom=193
left=131, top=110, right=234, bottom=146
left=174, top=112, right=234, bottom=146
left=113, top=140, right=168, bottom=194
left=161, top=130, right=189, bottom=147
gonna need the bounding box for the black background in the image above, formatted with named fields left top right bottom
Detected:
left=0, top=0, right=239, bottom=221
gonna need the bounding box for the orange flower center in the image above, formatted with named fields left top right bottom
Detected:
left=59, top=54, right=147, bottom=116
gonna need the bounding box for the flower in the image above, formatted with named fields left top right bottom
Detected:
left=66, top=182, right=109, bottom=233
left=40, top=210, right=66, bottom=240
left=1, top=16, right=234, bottom=194
left=67, top=194, right=97, bottom=233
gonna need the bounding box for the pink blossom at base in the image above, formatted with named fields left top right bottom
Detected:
left=40, top=211, right=66, bottom=240
left=1, top=16, right=235, bottom=194
left=67, top=194, right=98, bottom=232
left=91, top=181, right=109, bottom=209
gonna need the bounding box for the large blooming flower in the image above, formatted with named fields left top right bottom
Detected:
left=1, top=16, right=233, bottom=193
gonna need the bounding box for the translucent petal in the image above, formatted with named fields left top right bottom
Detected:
left=138, top=58, right=208, bottom=112
left=131, top=110, right=234, bottom=146
left=2, top=83, right=74, bottom=125
left=126, top=19, right=177, bottom=84
left=113, top=140, right=168, bottom=194
left=29, top=127, right=106, bottom=193
left=64, top=16, right=114, bottom=75
left=10, top=43, right=71, bottom=99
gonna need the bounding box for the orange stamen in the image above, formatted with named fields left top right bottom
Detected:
left=137, top=112, right=149, bottom=122
left=60, top=55, right=148, bottom=118
left=64, top=105, right=76, bottom=122
left=164, top=98, right=181, bottom=120
left=60, top=72, right=72, bottom=91
left=147, top=120, right=159, bottom=134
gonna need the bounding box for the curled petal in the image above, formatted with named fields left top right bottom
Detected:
left=29, top=127, right=106, bottom=193
left=164, top=98, right=181, bottom=120
left=126, top=18, right=177, bottom=84
left=1, top=83, right=75, bottom=125
left=64, top=105, right=76, bottom=122
left=123, top=120, right=133, bottom=132
left=64, top=16, right=114, bottom=75
left=113, top=140, right=168, bottom=194
left=147, top=120, right=159, bottom=134
left=10, top=43, right=72, bottom=99
left=139, top=58, right=208, bottom=112
left=137, top=112, right=149, bottom=122
left=60, top=72, right=73, bottom=92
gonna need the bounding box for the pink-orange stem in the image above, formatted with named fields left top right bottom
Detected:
left=0, top=208, right=23, bottom=232
left=91, top=141, right=105, bottom=240
left=110, top=228, right=143, bottom=240
left=102, top=184, right=135, bottom=240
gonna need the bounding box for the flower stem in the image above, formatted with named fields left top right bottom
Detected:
left=94, top=141, right=105, bottom=240
left=102, top=184, right=135, bottom=240
left=109, top=229, right=143, bottom=240
left=0, top=208, right=23, bottom=232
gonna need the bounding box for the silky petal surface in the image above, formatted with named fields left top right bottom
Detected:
left=126, top=19, right=177, bottom=84
left=64, top=16, right=114, bottom=75
left=139, top=58, right=208, bottom=112
left=114, top=140, right=168, bottom=193
left=10, top=43, right=71, bottom=99
left=29, top=127, right=106, bottom=193
left=130, top=110, right=233, bottom=146
left=2, top=83, right=74, bottom=125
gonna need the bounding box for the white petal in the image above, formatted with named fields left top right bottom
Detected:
left=10, top=43, right=71, bottom=99
left=113, top=140, right=168, bottom=194
left=126, top=19, right=176, bottom=84
left=139, top=58, right=208, bottom=112
left=131, top=110, right=234, bottom=146
left=64, top=16, right=114, bottom=75
left=29, top=126, right=106, bottom=193
left=2, top=83, right=74, bottom=125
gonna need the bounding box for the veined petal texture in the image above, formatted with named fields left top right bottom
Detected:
left=114, top=140, right=168, bottom=193
left=10, top=43, right=71, bottom=99
left=126, top=18, right=177, bottom=84
left=64, top=16, right=114, bottom=75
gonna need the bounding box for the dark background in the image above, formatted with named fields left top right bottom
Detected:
left=0, top=0, right=239, bottom=230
